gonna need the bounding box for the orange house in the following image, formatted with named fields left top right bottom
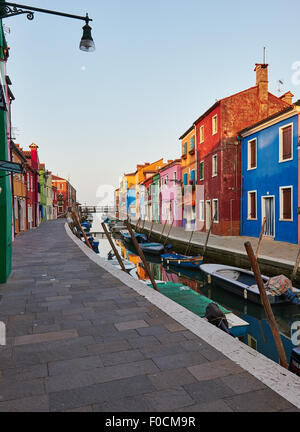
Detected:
left=180, top=126, right=196, bottom=229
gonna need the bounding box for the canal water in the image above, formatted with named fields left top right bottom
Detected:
left=91, top=214, right=300, bottom=365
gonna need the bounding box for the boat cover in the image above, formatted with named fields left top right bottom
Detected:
left=265, top=275, right=293, bottom=296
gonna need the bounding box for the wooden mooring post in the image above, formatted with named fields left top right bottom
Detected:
left=101, top=223, right=127, bottom=272
left=135, top=217, right=141, bottom=233
left=163, top=219, right=174, bottom=246
left=255, top=217, right=267, bottom=259
left=202, top=213, right=216, bottom=257
left=125, top=220, right=158, bottom=292
left=244, top=241, right=288, bottom=369
left=185, top=229, right=194, bottom=255
left=71, top=211, right=93, bottom=250
left=149, top=220, right=154, bottom=238
left=159, top=220, right=168, bottom=242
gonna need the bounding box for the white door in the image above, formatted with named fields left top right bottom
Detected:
left=262, top=197, right=275, bottom=237
left=206, top=200, right=211, bottom=231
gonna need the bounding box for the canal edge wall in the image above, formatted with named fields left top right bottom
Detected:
left=65, top=222, right=300, bottom=409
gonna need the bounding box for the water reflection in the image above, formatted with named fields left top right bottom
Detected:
left=92, top=215, right=299, bottom=365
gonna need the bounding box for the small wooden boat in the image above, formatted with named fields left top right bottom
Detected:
left=105, top=258, right=136, bottom=272
left=129, top=269, right=249, bottom=339
left=200, top=264, right=300, bottom=305
left=139, top=242, right=165, bottom=256
left=161, top=252, right=203, bottom=269
left=120, top=230, right=148, bottom=244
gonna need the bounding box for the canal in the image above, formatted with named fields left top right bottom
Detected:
left=91, top=214, right=300, bottom=365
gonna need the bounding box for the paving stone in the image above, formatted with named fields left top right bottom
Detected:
left=45, top=359, right=159, bottom=393
left=128, top=336, right=161, bottom=349
left=1, top=364, right=48, bottom=382
left=49, top=375, right=156, bottom=411
left=220, top=372, right=267, bottom=394
left=48, top=355, right=103, bottom=376
left=13, top=329, right=79, bottom=346
left=144, top=387, right=194, bottom=411
left=183, top=378, right=235, bottom=403
left=115, top=320, right=149, bottom=331
left=0, top=378, right=45, bottom=401
left=148, top=368, right=197, bottom=390
left=180, top=340, right=226, bottom=362
left=100, top=349, right=145, bottom=366
left=152, top=351, right=208, bottom=371
left=0, top=395, right=49, bottom=412
left=223, top=388, right=298, bottom=412
left=94, top=395, right=153, bottom=412
left=66, top=405, right=93, bottom=412
left=136, top=325, right=169, bottom=337
left=188, top=359, right=245, bottom=381
left=178, top=399, right=234, bottom=412
left=86, top=340, right=130, bottom=355
left=164, top=321, right=186, bottom=332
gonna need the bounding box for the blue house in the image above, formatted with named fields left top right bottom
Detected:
left=240, top=104, right=300, bottom=244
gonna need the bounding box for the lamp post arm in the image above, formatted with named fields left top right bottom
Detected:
left=1, top=2, right=92, bottom=22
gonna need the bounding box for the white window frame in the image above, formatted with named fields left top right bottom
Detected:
left=200, top=125, right=204, bottom=143
left=199, top=200, right=205, bottom=221
left=247, top=138, right=257, bottom=171
left=279, top=185, right=293, bottom=221
left=199, top=161, right=204, bottom=181
left=212, top=199, right=219, bottom=223
left=279, top=122, right=293, bottom=163
left=247, top=190, right=257, bottom=220
left=212, top=155, right=217, bottom=177
left=212, top=115, right=218, bottom=135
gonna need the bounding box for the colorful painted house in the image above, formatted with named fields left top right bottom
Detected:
left=240, top=102, right=300, bottom=244
left=24, top=143, right=41, bottom=229
left=52, top=185, right=58, bottom=220
left=152, top=172, right=161, bottom=223
left=39, top=164, right=47, bottom=221
left=52, top=175, right=77, bottom=216
left=195, top=63, right=291, bottom=236
left=141, top=175, right=154, bottom=221
left=159, top=159, right=182, bottom=227
left=180, top=126, right=196, bottom=230
left=0, top=18, right=12, bottom=283
left=11, top=142, right=27, bottom=235
left=45, top=171, right=53, bottom=220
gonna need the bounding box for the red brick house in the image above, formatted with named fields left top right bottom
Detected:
left=24, top=143, right=41, bottom=229
left=195, top=64, right=291, bottom=236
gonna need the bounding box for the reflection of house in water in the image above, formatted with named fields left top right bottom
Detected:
left=241, top=315, right=293, bottom=363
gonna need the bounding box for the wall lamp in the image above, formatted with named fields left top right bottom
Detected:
left=0, top=2, right=95, bottom=52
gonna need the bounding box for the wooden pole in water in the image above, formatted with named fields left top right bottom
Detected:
left=72, top=211, right=93, bottom=250
left=140, top=218, right=146, bottom=234
left=135, top=217, right=141, bottom=233
left=185, top=230, right=194, bottom=256
left=125, top=220, right=158, bottom=292
left=202, top=213, right=216, bottom=257
left=244, top=241, right=288, bottom=369
left=164, top=219, right=174, bottom=246
left=149, top=220, right=154, bottom=238
left=159, top=220, right=168, bottom=242
left=291, top=248, right=300, bottom=283
left=255, top=217, right=267, bottom=259
left=101, top=222, right=127, bottom=272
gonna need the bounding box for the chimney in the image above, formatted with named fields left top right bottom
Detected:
left=280, top=91, right=294, bottom=105
left=29, top=143, right=39, bottom=169
left=255, top=63, right=269, bottom=117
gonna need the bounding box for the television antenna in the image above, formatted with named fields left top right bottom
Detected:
left=278, top=79, right=284, bottom=95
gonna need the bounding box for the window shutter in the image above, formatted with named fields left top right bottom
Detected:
left=250, top=192, right=256, bottom=219
left=250, top=140, right=256, bottom=168
left=190, top=136, right=195, bottom=150
left=283, top=188, right=291, bottom=219
left=282, top=126, right=292, bottom=160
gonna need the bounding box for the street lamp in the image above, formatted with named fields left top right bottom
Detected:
left=0, top=2, right=95, bottom=52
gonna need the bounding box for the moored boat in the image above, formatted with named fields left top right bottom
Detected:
left=162, top=252, right=203, bottom=269
left=105, top=258, right=136, bottom=272
left=289, top=347, right=300, bottom=376
left=120, top=230, right=148, bottom=244
left=139, top=242, right=165, bottom=256
left=200, top=264, right=300, bottom=305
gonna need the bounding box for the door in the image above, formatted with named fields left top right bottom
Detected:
left=206, top=200, right=211, bottom=231
left=263, top=197, right=275, bottom=237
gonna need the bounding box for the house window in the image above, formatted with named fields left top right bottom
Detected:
left=247, top=191, right=257, bottom=220
left=248, top=138, right=257, bottom=170
left=280, top=186, right=292, bottom=220
left=200, top=125, right=204, bottom=143
left=183, top=173, right=188, bottom=186
left=199, top=161, right=204, bottom=181
left=165, top=175, right=169, bottom=186
left=279, top=124, right=293, bottom=162
left=190, top=170, right=195, bottom=185
left=190, top=136, right=195, bottom=151
left=212, top=115, right=218, bottom=135
left=173, top=171, right=177, bottom=184
left=199, top=200, right=205, bottom=221
left=182, top=142, right=187, bottom=156
left=212, top=199, right=219, bottom=222
left=212, top=155, right=217, bottom=177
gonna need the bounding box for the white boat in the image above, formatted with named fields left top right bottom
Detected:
left=105, top=258, right=135, bottom=272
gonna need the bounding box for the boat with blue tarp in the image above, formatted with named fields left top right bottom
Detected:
left=161, top=252, right=203, bottom=269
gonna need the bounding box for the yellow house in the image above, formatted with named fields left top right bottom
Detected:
left=11, top=142, right=27, bottom=235
left=46, top=171, right=53, bottom=220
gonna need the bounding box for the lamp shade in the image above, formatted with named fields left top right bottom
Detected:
left=80, top=22, right=95, bottom=52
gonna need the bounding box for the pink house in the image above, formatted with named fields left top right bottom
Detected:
left=159, top=159, right=182, bottom=227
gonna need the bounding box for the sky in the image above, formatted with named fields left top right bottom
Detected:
left=4, top=0, right=300, bottom=204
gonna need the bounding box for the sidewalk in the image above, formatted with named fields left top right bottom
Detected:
left=0, top=219, right=298, bottom=412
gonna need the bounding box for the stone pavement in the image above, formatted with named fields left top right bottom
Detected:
left=0, top=219, right=298, bottom=412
